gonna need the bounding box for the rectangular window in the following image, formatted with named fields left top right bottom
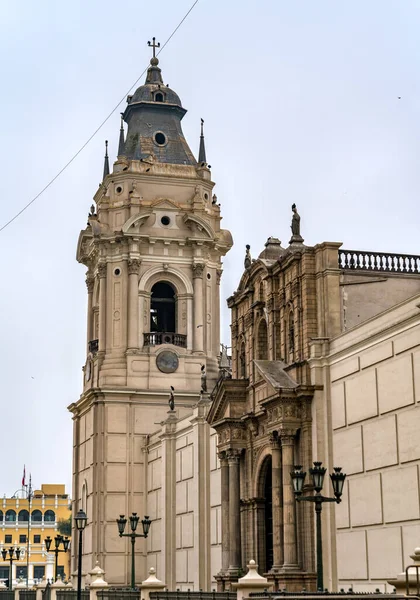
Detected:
left=33, top=566, right=45, bottom=580
left=56, top=565, right=65, bottom=580
left=33, top=535, right=41, bottom=544
left=19, top=535, right=27, bottom=544
left=4, top=535, right=12, bottom=544
left=16, top=565, right=27, bottom=580
left=0, top=566, right=9, bottom=579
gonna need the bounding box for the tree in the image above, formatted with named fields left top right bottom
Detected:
left=57, top=515, right=71, bottom=536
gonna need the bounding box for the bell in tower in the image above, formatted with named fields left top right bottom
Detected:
left=70, top=40, right=232, bottom=587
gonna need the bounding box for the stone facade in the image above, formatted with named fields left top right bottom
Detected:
left=210, top=236, right=420, bottom=591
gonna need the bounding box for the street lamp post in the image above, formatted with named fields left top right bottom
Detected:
left=44, top=535, right=70, bottom=581
left=1, top=547, right=21, bottom=590
left=291, top=462, right=346, bottom=591
left=116, top=513, right=151, bottom=589
left=75, top=509, right=87, bottom=600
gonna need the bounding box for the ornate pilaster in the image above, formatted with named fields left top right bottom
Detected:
left=280, top=429, right=298, bottom=569
left=192, top=263, right=205, bottom=352
left=218, top=451, right=229, bottom=574
left=97, top=262, right=107, bottom=352
left=86, top=273, right=94, bottom=351
left=127, top=258, right=141, bottom=350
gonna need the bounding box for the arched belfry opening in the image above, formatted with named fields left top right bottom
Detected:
left=150, top=282, right=176, bottom=333
left=257, top=455, right=273, bottom=574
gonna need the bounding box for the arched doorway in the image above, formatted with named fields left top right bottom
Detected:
left=150, top=282, right=176, bottom=332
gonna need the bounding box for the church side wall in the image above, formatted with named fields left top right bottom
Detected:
left=341, top=272, right=420, bottom=331
left=327, top=294, right=420, bottom=590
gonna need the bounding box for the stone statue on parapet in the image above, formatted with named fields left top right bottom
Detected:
left=168, top=386, right=175, bottom=411
left=244, top=244, right=252, bottom=269
left=201, top=365, right=207, bottom=393
left=289, top=204, right=304, bottom=244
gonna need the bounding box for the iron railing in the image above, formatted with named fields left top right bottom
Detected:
left=19, top=592, right=36, bottom=600
left=0, top=592, right=14, bottom=600
left=150, top=592, right=236, bottom=600
left=144, top=333, right=187, bottom=348
left=339, top=250, right=420, bottom=274
left=97, top=589, right=141, bottom=600
left=56, top=591, right=89, bottom=600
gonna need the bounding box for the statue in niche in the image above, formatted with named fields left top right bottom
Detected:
left=244, top=244, right=252, bottom=269
left=201, top=365, right=207, bottom=393
left=291, top=204, right=300, bottom=236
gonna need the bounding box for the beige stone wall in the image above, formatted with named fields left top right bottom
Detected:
left=328, top=294, right=420, bottom=590
left=146, top=404, right=222, bottom=590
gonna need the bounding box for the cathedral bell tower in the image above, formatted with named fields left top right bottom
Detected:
left=70, top=42, right=232, bottom=584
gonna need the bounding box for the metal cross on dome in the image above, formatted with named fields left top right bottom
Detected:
left=148, top=37, right=161, bottom=58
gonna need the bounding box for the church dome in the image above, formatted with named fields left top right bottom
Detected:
left=258, top=237, right=285, bottom=260
left=129, top=58, right=183, bottom=107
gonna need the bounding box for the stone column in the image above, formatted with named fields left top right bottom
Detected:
left=280, top=431, right=298, bottom=569
left=86, top=273, right=94, bottom=351
left=219, top=451, right=230, bottom=573
left=192, top=263, right=205, bottom=352
left=270, top=433, right=283, bottom=570
left=127, top=259, right=141, bottom=349
left=228, top=449, right=242, bottom=573
left=97, top=262, right=107, bottom=352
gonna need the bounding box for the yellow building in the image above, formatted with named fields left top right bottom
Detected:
left=0, top=484, right=71, bottom=586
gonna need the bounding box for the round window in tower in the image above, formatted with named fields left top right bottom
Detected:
left=154, top=132, right=167, bottom=146
left=161, top=216, right=171, bottom=226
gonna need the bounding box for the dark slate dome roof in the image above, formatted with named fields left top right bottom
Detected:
left=129, top=57, right=182, bottom=107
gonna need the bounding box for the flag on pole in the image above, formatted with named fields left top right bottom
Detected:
left=22, top=465, right=26, bottom=487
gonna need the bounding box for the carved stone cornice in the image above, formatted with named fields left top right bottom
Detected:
left=192, top=263, right=205, bottom=279
left=97, top=262, right=107, bottom=279
left=86, top=274, right=94, bottom=293
left=128, top=258, right=141, bottom=275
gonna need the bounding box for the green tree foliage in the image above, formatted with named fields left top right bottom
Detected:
left=57, top=515, right=72, bottom=536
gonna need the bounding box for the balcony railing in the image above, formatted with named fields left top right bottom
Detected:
left=339, top=249, right=420, bottom=274
left=144, top=332, right=187, bottom=348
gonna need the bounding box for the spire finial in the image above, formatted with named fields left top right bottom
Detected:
left=198, top=118, right=207, bottom=164
left=148, top=37, right=161, bottom=65
left=118, top=114, right=125, bottom=157
left=103, top=140, right=110, bottom=179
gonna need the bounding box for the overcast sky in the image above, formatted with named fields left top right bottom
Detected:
left=0, top=0, right=419, bottom=497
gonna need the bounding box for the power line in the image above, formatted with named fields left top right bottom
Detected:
left=0, top=0, right=200, bottom=234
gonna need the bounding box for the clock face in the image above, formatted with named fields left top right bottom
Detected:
left=156, top=350, right=179, bottom=374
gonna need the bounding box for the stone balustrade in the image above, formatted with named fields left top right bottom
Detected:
left=339, top=249, right=420, bottom=273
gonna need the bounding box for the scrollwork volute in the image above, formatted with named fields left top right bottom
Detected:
left=216, top=269, right=223, bottom=285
